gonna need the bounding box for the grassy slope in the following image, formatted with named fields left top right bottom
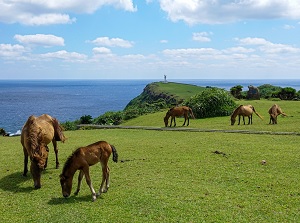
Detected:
left=154, top=81, right=207, bottom=100
left=122, top=99, right=300, bottom=133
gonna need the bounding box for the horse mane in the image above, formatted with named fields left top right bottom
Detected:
left=25, top=115, right=41, bottom=153
left=52, top=118, right=66, bottom=142
left=62, top=148, right=81, bottom=174
left=231, top=105, right=243, bottom=117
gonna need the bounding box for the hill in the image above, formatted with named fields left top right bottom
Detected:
left=124, top=81, right=207, bottom=112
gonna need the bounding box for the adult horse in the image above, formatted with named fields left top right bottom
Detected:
left=60, top=141, right=118, bottom=202
left=21, top=114, right=65, bottom=189
left=230, top=105, right=263, bottom=125
left=268, top=104, right=287, bottom=124
left=164, top=106, right=195, bottom=127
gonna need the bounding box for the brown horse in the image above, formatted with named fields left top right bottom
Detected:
left=230, top=105, right=263, bottom=125
left=268, top=104, right=287, bottom=124
left=164, top=106, right=195, bottom=127
left=21, top=114, right=65, bottom=189
left=60, top=141, right=118, bottom=201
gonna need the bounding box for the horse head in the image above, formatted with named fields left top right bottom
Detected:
left=30, top=146, right=48, bottom=189
left=164, top=112, right=171, bottom=127
left=230, top=116, right=236, bottom=125
left=59, top=174, right=73, bottom=198
left=32, top=145, right=49, bottom=169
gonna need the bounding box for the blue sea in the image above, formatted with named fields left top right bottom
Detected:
left=1, top=79, right=300, bottom=133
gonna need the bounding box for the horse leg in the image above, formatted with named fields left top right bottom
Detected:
left=97, top=164, right=110, bottom=196
left=243, top=116, right=246, bottom=125
left=238, top=115, right=241, bottom=125
left=52, top=139, right=59, bottom=168
left=74, top=170, right=84, bottom=195
left=23, top=147, right=28, bottom=176
left=82, top=166, right=97, bottom=201
left=173, top=117, right=176, bottom=127
left=249, top=115, right=253, bottom=124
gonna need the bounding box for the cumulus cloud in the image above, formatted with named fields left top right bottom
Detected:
left=40, top=50, right=87, bottom=61
left=90, top=37, right=134, bottom=48
left=14, top=34, right=65, bottom=47
left=159, top=0, right=300, bottom=24
left=0, top=44, right=27, bottom=57
left=237, top=37, right=300, bottom=54
left=0, top=0, right=137, bottom=25
left=93, top=47, right=112, bottom=54
left=193, top=32, right=212, bottom=42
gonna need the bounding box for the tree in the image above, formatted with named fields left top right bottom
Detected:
left=230, top=85, right=243, bottom=99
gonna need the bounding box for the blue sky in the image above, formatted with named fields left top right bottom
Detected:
left=1, top=0, right=300, bottom=79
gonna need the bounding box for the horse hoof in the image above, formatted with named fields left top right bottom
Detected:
left=34, top=185, right=41, bottom=189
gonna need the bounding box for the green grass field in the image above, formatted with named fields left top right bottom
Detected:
left=1, top=100, right=300, bottom=222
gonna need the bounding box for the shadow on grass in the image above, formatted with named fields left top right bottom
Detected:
left=0, top=171, right=34, bottom=193
left=48, top=194, right=103, bottom=205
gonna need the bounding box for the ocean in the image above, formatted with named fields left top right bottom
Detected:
left=1, top=79, right=300, bottom=133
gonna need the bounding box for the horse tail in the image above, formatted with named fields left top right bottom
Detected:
left=189, top=107, right=195, bottom=119
left=110, top=144, right=118, bottom=163
left=52, top=118, right=66, bottom=142
left=252, top=106, right=263, bottom=120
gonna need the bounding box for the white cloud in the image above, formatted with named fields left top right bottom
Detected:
left=237, top=37, right=300, bottom=54
left=91, top=37, right=134, bottom=48
left=159, top=0, right=300, bottom=24
left=0, top=0, right=137, bottom=25
left=14, top=34, right=65, bottom=47
left=193, top=32, right=212, bottom=42
left=0, top=44, right=27, bottom=57
left=40, top=50, right=87, bottom=61
left=93, top=47, right=112, bottom=54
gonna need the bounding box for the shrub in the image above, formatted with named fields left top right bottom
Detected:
left=61, top=121, right=78, bottom=131
left=93, top=111, right=123, bottom=125
left=185, top=88, right=237, bottom=118
left=79, top=115, right=93, bottom=124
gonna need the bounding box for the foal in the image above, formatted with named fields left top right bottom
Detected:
left=60, top=141, right=118, bottom=201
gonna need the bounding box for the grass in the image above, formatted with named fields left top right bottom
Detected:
left=154, top=81, right=206, bottom=100
left=123, top=99, right=300, bottom=133
left=1, top=99, right=300, bottom=222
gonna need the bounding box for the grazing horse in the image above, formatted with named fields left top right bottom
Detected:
left=21, top=114, right=65, bottom=189
left=60, top=141, right=118, bottom=202
left=268, top=104, right=287, bottom=124
left=230, top=105, right=263, bottom=125
left=164, top=106, right=195, bottom=127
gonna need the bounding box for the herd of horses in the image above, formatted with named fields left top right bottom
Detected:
left=18, top=103, right=286, bottom=201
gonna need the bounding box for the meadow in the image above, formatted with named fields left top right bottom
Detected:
left=0, top=100, right=300, bottom=222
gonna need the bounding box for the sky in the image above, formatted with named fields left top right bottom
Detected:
left=1, top=0, right=300, bottom=80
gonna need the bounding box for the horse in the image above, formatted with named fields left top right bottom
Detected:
left=164, top=106, right=195, bottom=127
left=230, top=105, right=263, bottom=125
left=268, top=104, right=287, bottom=124
left=21, top=114, right=65, bottom=189
left=59, top=141, right=118, bottom=202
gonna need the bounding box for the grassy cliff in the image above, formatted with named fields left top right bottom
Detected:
left=124, top=81, right=206, bottom=113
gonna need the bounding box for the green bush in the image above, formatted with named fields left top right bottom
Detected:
left=185, top=88, right=237, bottom=118
left=93, top=111, right=123, bottom=125
left=61, top=121, right=79, bottom=131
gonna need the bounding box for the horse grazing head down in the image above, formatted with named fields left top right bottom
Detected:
left=30, top=145, right=49, bottom=189
left=164, top=111, right=171, bottom=127
left=59, top=174, right=73, bottom=198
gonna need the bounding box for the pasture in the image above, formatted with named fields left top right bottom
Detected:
left=0, top=99, right=300, bottom=222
